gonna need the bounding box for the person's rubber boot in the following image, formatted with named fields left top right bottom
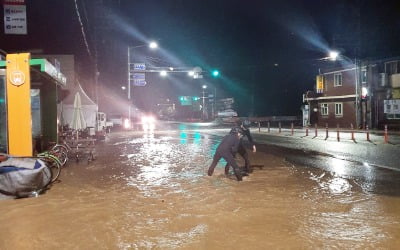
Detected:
left=207, top=167, right=214, bottom=176
left=233, top=168, right=243, bottom=181
left=241, top=172, right=249, bottom=177
left=224, top=165, right=230, bottom=175
left=245, top=166, right=253, bottom=174
left=235, top=173, right=243, bottom=181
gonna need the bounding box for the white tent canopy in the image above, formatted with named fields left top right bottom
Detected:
left=71, top=92, right=87, bottom=130
left=60, top=82, right=98, bottom=129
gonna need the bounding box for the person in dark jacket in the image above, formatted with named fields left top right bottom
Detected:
left=225, top=119, right=256, bottom=175
left=207, top=127, right=243, bottom=181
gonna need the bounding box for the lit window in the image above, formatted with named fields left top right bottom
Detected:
left=334, top=73, right=342, bottom=87
left=335, top=103, right=343, bottom=116
left=321, top=103, right=328, bottom=116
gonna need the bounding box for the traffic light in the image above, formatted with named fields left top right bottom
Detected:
left=179, top=96, right=192, bottom=106
left=212, top=70, right=220, bottom=77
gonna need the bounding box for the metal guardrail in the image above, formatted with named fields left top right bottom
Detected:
left=254, top=122, right=399, bottom=145
left=217, top=116, right=301, bottom=125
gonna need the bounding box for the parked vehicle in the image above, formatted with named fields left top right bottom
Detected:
left=97, top=112, right=113, bottom=131
left=87, top=112, right=114, bottom=140
left=108, top=114, right=124, bottom=127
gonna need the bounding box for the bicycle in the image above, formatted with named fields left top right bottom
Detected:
left=36, top=152, right=62, bottom=183
left=47, top=141, right=72, bottom=167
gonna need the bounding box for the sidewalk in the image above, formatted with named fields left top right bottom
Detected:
left=253, top=126, right=400, bottom=146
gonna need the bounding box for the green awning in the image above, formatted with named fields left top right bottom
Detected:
left=0, top=58, right=66, bottom=87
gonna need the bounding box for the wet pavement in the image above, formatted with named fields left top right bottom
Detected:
left=1, top=123, right=400, bottom=249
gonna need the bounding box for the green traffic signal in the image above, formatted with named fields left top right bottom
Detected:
left=212, top=70, right=220, bottom=77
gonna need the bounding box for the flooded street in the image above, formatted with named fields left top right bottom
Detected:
left=1, top=128, right=400, bottom=249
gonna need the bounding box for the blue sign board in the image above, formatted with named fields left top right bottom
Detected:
left=134, top=63, right=146, bottom=71
left=134, top=79, right=146, bottom=86
left=133, top=73, right=146, bottom=86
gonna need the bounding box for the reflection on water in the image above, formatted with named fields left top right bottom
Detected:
left=1, top=130, right=400, bottom=249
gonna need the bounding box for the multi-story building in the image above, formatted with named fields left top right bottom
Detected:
left=303, top=57, right=400, bottom=129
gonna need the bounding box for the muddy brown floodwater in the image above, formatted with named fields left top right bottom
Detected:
left=1, top=130, right=400, bottom=249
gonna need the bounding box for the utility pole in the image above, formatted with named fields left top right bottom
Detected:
left=202, top=85, right=207, bottom=120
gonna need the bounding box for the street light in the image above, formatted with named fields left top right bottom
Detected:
left=328, top=51, right=339, bottom=61
left=328, top=50, right=360, bottom=127
left=127, top=41, right=158, bottom=124
left=160, top=70, right=167, bottom=77
left=149, top=41, right=158, bottom=49
left=202, top=85, right=207, bottom=120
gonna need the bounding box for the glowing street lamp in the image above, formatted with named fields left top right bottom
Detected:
left=127, top=41, right=159, bottom=123
left=328, top=51, right=339, bottom=61
left=160, top=70, right=167, bottom=77
left=149, top=41, right=158, bottom=49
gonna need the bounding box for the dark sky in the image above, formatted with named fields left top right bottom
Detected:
left=2, top=0, right=400, bottom=116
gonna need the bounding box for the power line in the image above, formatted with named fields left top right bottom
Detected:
left=73, top=0, right=92, bottom=59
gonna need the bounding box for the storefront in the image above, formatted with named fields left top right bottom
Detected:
left=0, top=53, right=66, bottom=156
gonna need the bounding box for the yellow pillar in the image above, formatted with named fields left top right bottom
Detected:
left=6, top=53, right=32, bottom=156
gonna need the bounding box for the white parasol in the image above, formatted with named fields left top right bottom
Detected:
left=71, top=92, right=86, bottom=139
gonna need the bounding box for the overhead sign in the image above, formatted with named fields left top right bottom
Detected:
left=3, top=0, right=27, bottom=35
left=134, top=63, right=146, bottom=71
left=133, top=73, right=146, bottom=86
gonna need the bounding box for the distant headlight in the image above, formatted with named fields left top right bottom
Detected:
left=123, top=118, right=131, bottom=129
left=141, top=116, right=156, bottom=131
left=141, top=116, right=156, bottom=124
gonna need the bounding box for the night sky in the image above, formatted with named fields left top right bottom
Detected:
left=1, top=0, right=400, bottom=116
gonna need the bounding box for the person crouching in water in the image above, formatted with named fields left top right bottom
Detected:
left=225, top=119, right=256, bottom=176
left=207, top=127, right=244, bottom=181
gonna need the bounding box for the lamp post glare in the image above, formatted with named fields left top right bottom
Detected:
left=329, top=51, right=339, bottom=61
left=160, top=70, right=167, bottom=77
left=149, top=41, right=158, bottom=49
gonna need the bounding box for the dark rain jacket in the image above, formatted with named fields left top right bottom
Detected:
left=216, top=133, right=241, bottom=155
left=241, top=128, right=255, bottom=147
